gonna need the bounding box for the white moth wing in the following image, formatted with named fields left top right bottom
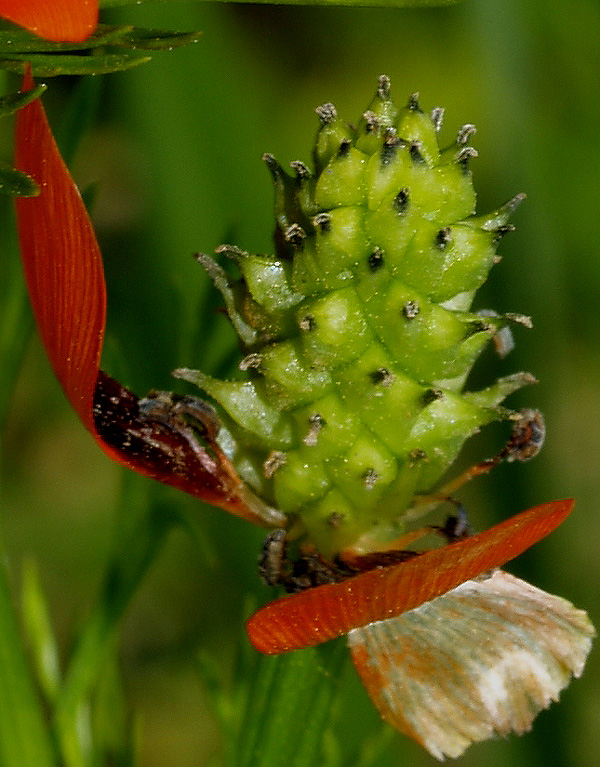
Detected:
left=348, top=570, right=594, bottom=760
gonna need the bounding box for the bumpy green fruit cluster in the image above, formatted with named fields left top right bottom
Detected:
left=180, top=77, right=533, bottom=559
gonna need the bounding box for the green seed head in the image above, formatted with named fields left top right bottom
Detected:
left=180, top=77, right=534, bottom=559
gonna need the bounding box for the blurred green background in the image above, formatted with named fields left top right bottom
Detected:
left=1, top=0, right=599, bottom=765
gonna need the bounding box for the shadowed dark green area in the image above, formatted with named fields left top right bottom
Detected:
left=0, top=1, right=598, bottom=766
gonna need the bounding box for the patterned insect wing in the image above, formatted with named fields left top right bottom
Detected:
left=348, top=570, right=594, bottom=760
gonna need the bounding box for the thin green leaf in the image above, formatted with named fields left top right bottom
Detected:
left=53, top=483, right=175, bottom=767
left=0, top=24, right=200, bottom=56
left=0, top=83, right=46, bottom=117
left=99, top=0, right=168, bottom=5
left=21, top=557, right=61, bottom=705
left=98, top=0, right=173, bottom=4
left=0, top=24, right=199, bottom=76
left=92, top=639, right=131, bottom=762
left=0, top=164, right=39, bottom=196
left=99, top=0, right=460, bottom=6
left=0, top=556, right=57, bottom=767
left=194, top=595, right=265, bottom=766
left=0, top=25, right=135, bottom=54
left=236, top=640, right=347, bottom=767
left=0, top=52, right=151, bottom=77
left=196, top=649, right=240, bottom=744
left=111, top=28, right=201, bottom=51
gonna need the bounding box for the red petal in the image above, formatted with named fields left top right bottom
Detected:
left=15, top=67, right=105, bottom=433
left=92, top=372, right=286, bottom=527
left=13, top=71, right=285, bottom=530
left=0, top=0, right=98, bottom=42
left=246, top=499, right=574, bottom=654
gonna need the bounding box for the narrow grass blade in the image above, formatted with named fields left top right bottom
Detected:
left=0, top=554, right=56, bottom=767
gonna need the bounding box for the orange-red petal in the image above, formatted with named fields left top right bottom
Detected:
left=246, top=499, right=574, bottom=654
left=13, top=71, right=284, bottom=529
left=15, top=67, right=105, bottom=433
left=0, top=0, right=98, bottom=42
left=92, top=372, right=286, bottom=526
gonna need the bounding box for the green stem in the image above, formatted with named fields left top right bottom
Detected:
left=236, top=639, right=348, bottom=767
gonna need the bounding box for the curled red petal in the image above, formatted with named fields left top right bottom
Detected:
left=13, top=71, right=284, bottom=529
left=92, top=372, right=286, bottom=527
left=0, top=0, right=98, bottom=42
left=15, top=67, right=105, bottom=433
left=246, top=499, right=574, bottom=654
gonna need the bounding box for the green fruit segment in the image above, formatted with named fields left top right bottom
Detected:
left=315, top=146, right=367, bottom=210
left=235, top=251, right=300, bottom=313
left=185, top=370, right=294, bottom=450
left=188, top=77, right=532, bottom=559
left=261, top=340, right=331, bottom=407
left=398, top=222, right=498, bottom=302
left=396, top=96, right=440, bottom=167
left=299, top=288, right=374, bottom=366
left=332, top=345, right=424, bottom=454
